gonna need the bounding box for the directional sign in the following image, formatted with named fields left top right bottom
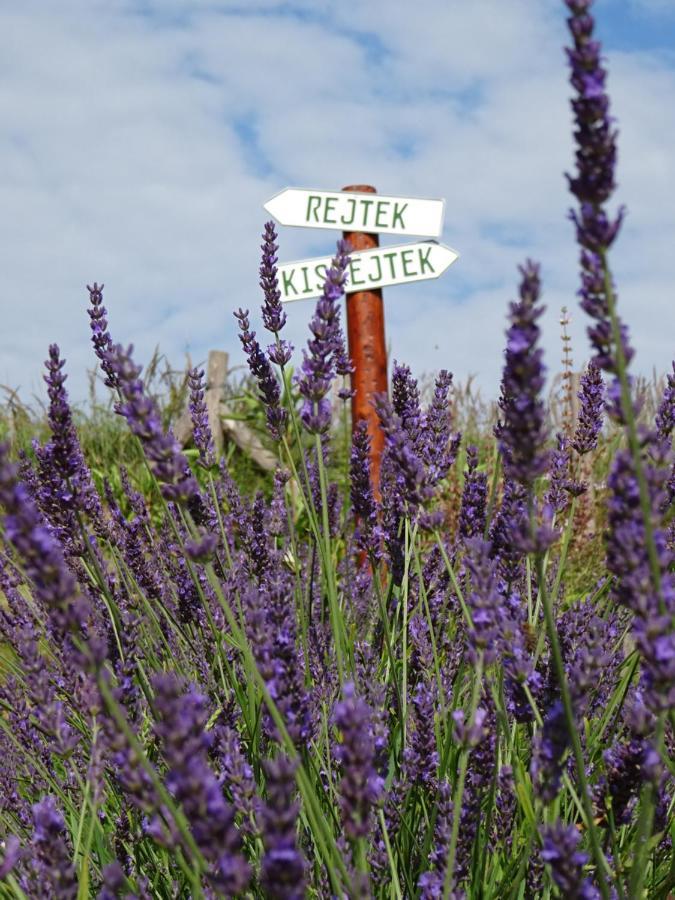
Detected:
left=277, top=241, right=459, bottom=303
left=264, top=188, right=445, bottom=238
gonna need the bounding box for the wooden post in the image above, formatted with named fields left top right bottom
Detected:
left=205, top=350, right=229, bottom=458
left=341, top=185, right=388, bottom=495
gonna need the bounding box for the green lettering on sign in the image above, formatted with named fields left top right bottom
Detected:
left=401, top=248, right=415, bottom=277
left=383, top=251, right=398, bottom=279
left=391, top=202, right=408, bottom=229
left=349, top=256, right=365, bottom=287
left=375, top=200, right=389, bottom=229
left=360, top=198, right=374, bottom=228
left=341, top=198, right=356, bottom=227
left=323, top=197, right=337, bottom=225
left=306, top=195, right=321, bottom=223
left=418, top=246, right=435, bottom=275
left=282, top=269, right=298, bottom=296
left=368, top=255, right=382, bottom=283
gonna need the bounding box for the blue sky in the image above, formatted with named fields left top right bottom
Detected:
left=0, top=0, right=674, bottom=408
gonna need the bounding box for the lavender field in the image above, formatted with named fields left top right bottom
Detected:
left=0, top=1, right=674, bottom=897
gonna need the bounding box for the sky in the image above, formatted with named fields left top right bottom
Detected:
left=1, top=0, right=674, bottom=409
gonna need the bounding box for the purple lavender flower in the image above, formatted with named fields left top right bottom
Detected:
left=421, top=370, right=461, bottom=486
left=99, top=684, right=160, bottom=828
left=184, top=529, right=218, bottom=563
left=296, top=240, right=352, bottom=434
left=392, top=361, right=422, bottom=448
left=349, top=420, right=380, bottom=559
left=268, top=467, right=290, bottom=538
left=452, top=706, right=489, bottom=750
left=565, top=0, right=632, bottom=375
left=496, top=590, right=543, bottom=724
left=98, top=861, right=126, bottom=900
left=87, top=282, right=120, bottom=390
left=492, top=765, right=516, bottom=853
left=266, top=572, right=314, bottom=748
left=234, top=308, right=287, bottom=440
left=187, top=367, right=215, bottom=466
left=405, top=678, right=439, bottom=789
left=455, top=706, right=496, bottom=882
left=606, top=441, right=675, bottom=714
left=0, top=835, right=20, bottom=881
left=210, top=720, right=257, bottom=834
left=531, top=700, right=569, bottom=802
left=151, top=673, right=251, bottom=894
left=458, top=445, right=488, bottom=541
left=558, top=598, right=618, bottom=715
left=464, top=538, right=502, bottom=665
left=41, top=345, right=106, bottom=517
left=572, top=362, right=604, bottom=454
left=496, top=260, right=549, bottom=488
left=102, top=344, right=200, bottom=505
left=541, top=821, right=599, bottom=899
left=546, top=433, right=585, bottom=514
left=28, top=346, right=112, bottom=557
left=332, top=682, right=384, bottom=842
left=242, top=491, right=272, bottom=582
left=28, top=796, right=78, bottom=899
left=259, top=755, right=307, bottom=899
left=546, top=434, right=573, bottom=514
left=533, top=597, right=618, bottom=801
left=599, top=730, right=651, bottom=826
left=656, top=361, right=675, bottom=442
left=418, top=780, right=453, bottom=899
left=260, top=221, right=287, bottom=335
left=373, top=393, right=430, bottom=508
left=489, top=478, right=528, bottom=587
left=0, top=443, right=99, bottom=658
left=244, top=570, right=313, bottom=749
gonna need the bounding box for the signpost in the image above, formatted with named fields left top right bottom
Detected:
left=276, top=240, right=459, bottom=303
left=341, top=185, right=388, bottom=497
left=264, top=183, right=459, bottom=494
left=264, top=187, right=445, bottom=238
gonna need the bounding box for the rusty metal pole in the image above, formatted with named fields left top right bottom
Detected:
left=342, top=185, right=388, bottom=495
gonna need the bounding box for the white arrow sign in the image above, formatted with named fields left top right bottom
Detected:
left=264, top=188, right=445, bottom=238
left=277, top=241, right=459, bottom=303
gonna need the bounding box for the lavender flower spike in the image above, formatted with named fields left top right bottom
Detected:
left=102, top=343, right=200, bottom=505
left=572, top=362, right=604, bottom=454
left=36, top=344, right=109, bottom=533
left=152, top=673, right=251, bottom=894
left=656, top=360, right=675, bottom=442
left=541, top=821, right=599, bottom=899
left=373, top=393, right=430, bottom=508
left=260, top=220, right=287, bottom=335
left=606, top=444, right=675, bottom=714
left=187, top=367, right=215, bottom=466
left=350, top=420, right=380, bottom=558
left=260, top=755, right=307, bottom=899
left=496, top=260, right=549, bottom=487
left=565, top=0, right=632, bottom=374
left=458, top=445, right=488, bottom=541
left=29, top=796, right=78, bottom=899
left=421, top=369, right=461, bottom=486
left=0, top=835, right=20, bottom=881
left=234, top=308, right=288, bottom=440
left=297, top=240, right=352, bottom=434
left=0, top=442, right=98, bottom=653
left=86, top=282, right=119, bottom=390
left=332, top=681, right=384, bottom=842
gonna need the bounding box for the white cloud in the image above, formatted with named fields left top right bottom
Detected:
left=0, top=0, right=673, bottom=411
